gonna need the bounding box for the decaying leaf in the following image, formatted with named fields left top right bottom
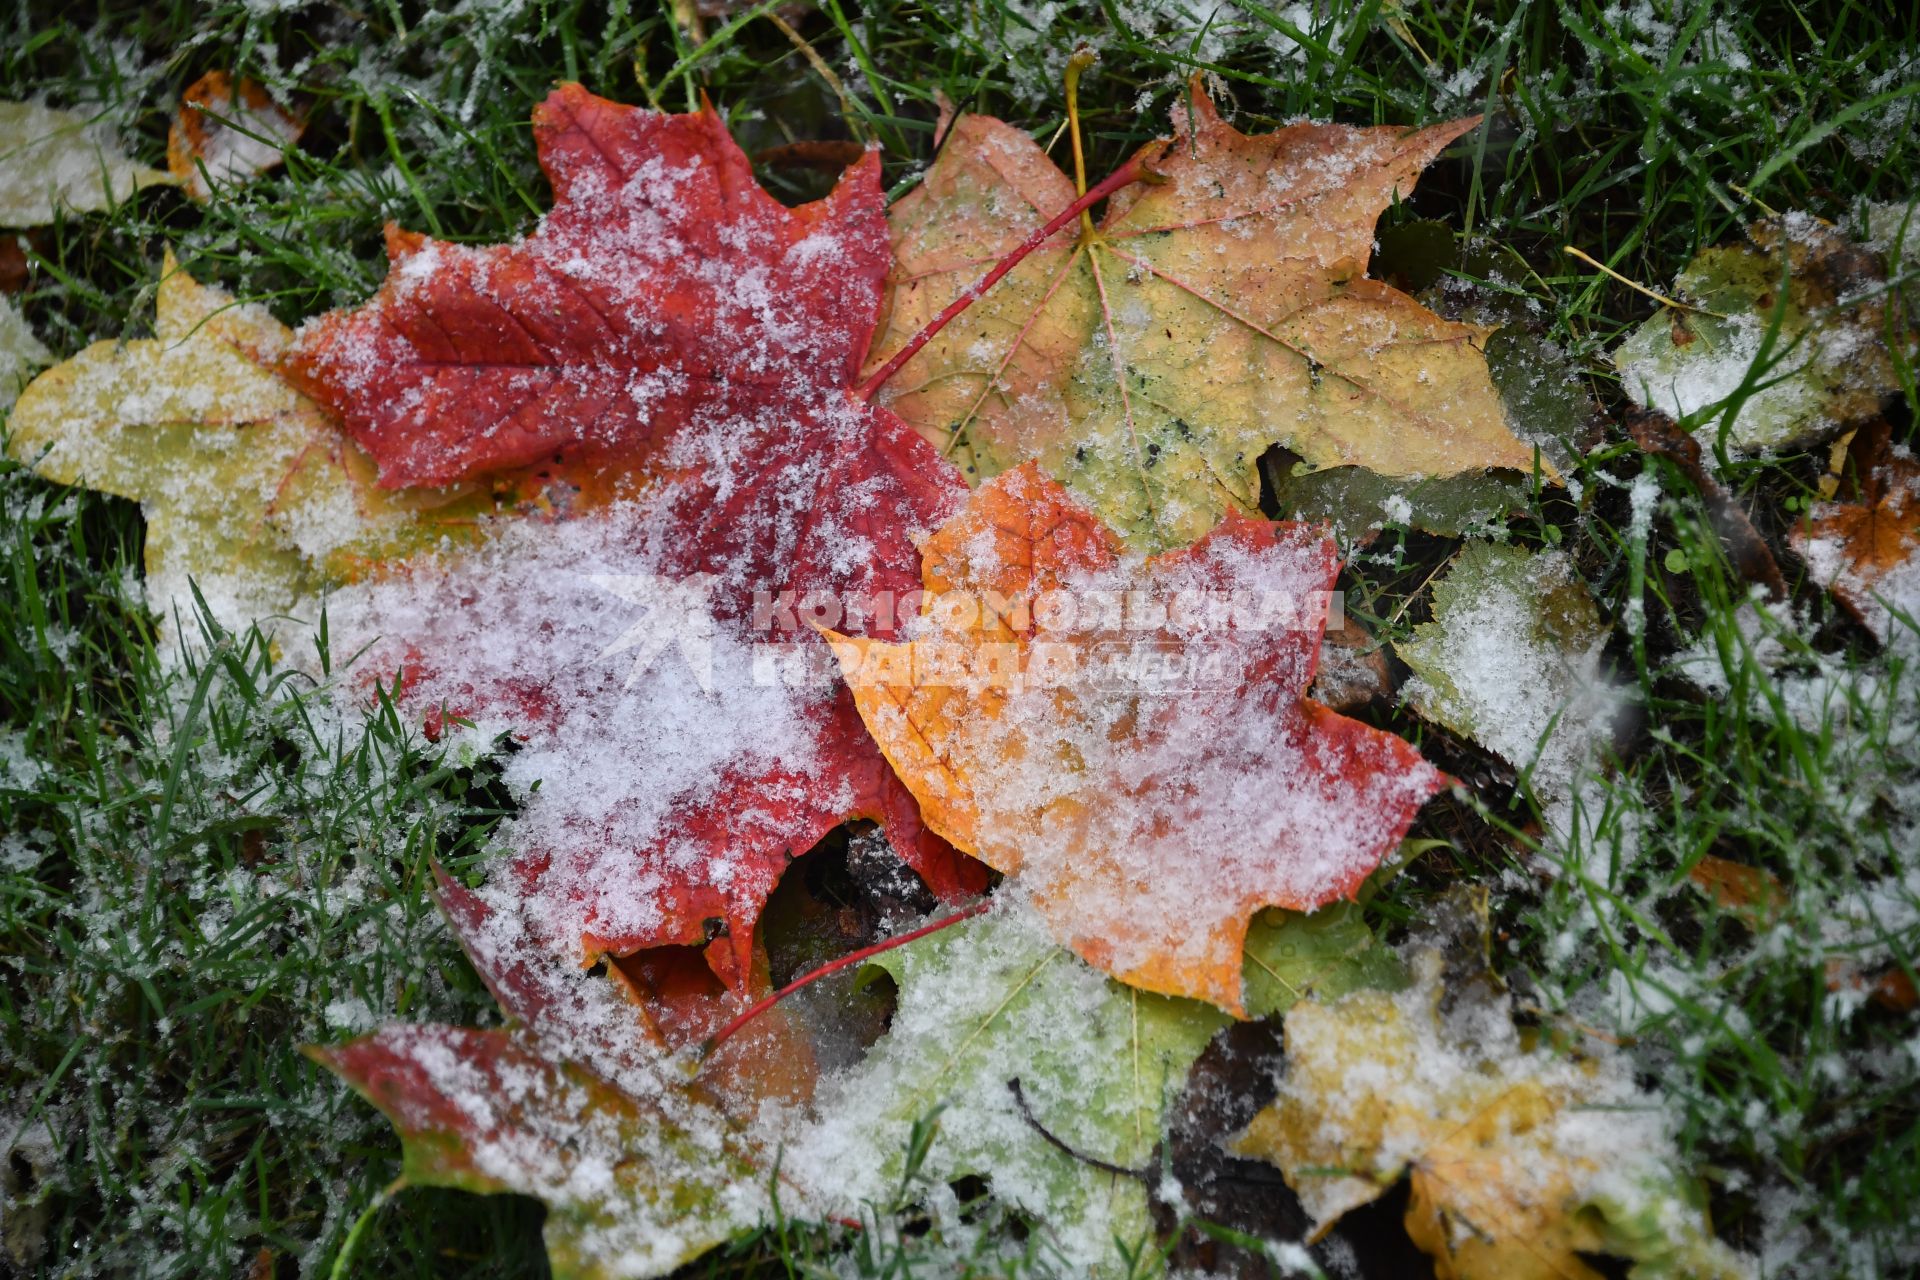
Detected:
left=0, top=294, right=50, bottom=407
left=1398, top=541, right=1620, bottom=800
left=864, top=80, right=1543, bottom=552
left=5, top=253, right=484, bottom=638
left=1790, top=426, right=1920, bottom=642
left=1308, top=610, right=1392, bottom=711
left=0, top=100, right=173, bottom=226
left=1614, top=214, right=1918, bottom=453
left=1231, top=907, right=1750, bottom=1280
left=168, top=71, right=304, bottom=201
left=826, top=464, right=1447, bottom=1012
left=287, top=82, right=890, bottom=491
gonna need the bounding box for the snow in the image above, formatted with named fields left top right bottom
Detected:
left=1401, top=544, right=1624, bottom=803
left=0, top=293, right=52, bottom=408
left=838, top=499, right=1444, bottom=1009
left=317, top=496, right=834, bottom=966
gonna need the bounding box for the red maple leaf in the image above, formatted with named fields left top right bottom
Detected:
left=295, top=85, right=985, bottom=995
left=286, top=83, right=891, bottom=490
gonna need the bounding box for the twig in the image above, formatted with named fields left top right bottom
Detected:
left=1007, top=1078, right=1149, bottom=1180
left=1564, top=244, right=1723, bottom=316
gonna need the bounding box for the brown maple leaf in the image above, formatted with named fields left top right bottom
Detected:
left=1791, top=425, right=1920, bottom=642
left=825, top=463, right=1448, bottom=1013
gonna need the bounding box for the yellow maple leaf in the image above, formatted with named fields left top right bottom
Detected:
left=1232, top=920, right=1751, bottom=1280
left=866, top=79, right=1544, bottom=552
left=6, top=252, right=485, bottom=641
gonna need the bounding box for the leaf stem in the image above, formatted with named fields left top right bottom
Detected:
left=1065, top=46, right=1097, bottom=232
left=700, top=900, right=991, bottom=1058
left=854, top=157, right=1146, bottom=402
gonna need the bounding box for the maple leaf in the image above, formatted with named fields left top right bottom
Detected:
left=292, top=86, right=985, bottom=992
left=286, top=82, right=890, bottom=490
left=1790, top=438, right=1920, bottom=643
left=0, top=99, right=173, bottom=226
left=790, top=901, right=1228, bottom=1274
left=4, top=253, right=488, bottom=640
left=862, top=80, right=1540, bottom=552
left=1396, top=541, right=1621, bottom=801
left=1231, top=895, right=1752, bottom=1280
left=310, top=874, right=815, bottom=1280
left=824, top=463, right=1447, bottom=1013
left=167, top=71, right=304, bottom=202
left=1614, top=214, right=1918, bottom=452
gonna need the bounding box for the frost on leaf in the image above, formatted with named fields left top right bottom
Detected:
left=1613, top=213, right=1919, bottom=453
left=865, top=79, right=1540, bottom=552
left=4, top=253, right=488, bottom=642
left=1231, top=896, right=1753, bottom=1280
left=0, top=100, right=173, bottom=226
left=825, top=464, right=1447, bottom=1012
left=167, top=72, right=304, bottom=202
left=789, top=901, right=1227, bottom=1275
left=309, top=874, right=818, bottom=1280
left=0, top=294, right=51, bottom=407
left=1397, top=541, right=1621, bottom=802
left=317, top=365, right=984, bottom=996
left=287, top=82, right=891, bottom=490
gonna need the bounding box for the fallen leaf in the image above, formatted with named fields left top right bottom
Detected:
left=320, top=424, right=985, bottom=996
left=1308, top=611, right=1392, bottom=711
left=1687, top=853, right=1788, bottom=926
left=5, top=253, right=486, bottom=640
left=0, top=100, right=173, bottom=226
left=1231, top=907, right=1751, bottom=1280
left=287, top=86, right=988, bottom=996
left=311, top=869, right=824, bottom=1280
left=1397, top=541, right=1621, bottom=802
left=825, top=463, right=1447, bottom=1013
left=311, top=1026, right=759, bottom=1280
left=167, top=71, right=304, bottom=201
left=865, top=81, right=1541, bottom=552
left=0, top=294, right=50, bottom=407
left=1614, top=215, right=1918, bottom=453
left=286, top=82, right=889, bottom=491
left=1790, top=427, right=1920, bottom=642
left=790, top=901, right=1228, bottom=1274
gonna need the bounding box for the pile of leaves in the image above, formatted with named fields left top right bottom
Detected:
left=6, top=66, right=1917, bottom=1280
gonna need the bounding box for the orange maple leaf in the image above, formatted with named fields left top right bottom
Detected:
left=1792, top=446, right=1920, bottom=642
left=824, top=464, right=1448, bottom=1013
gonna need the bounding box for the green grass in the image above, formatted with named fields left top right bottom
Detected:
left=3, top=0, right=1918, bottom=1276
